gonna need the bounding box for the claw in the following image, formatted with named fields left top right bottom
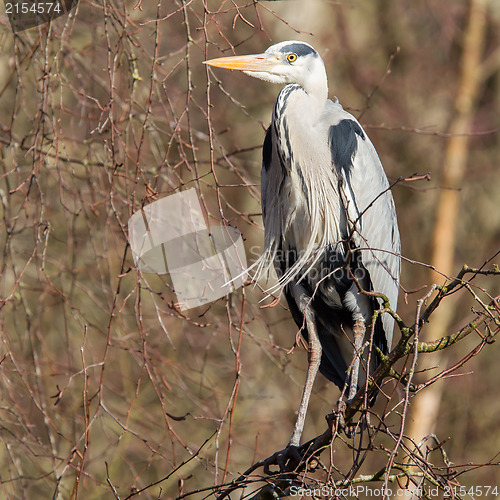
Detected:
left=326, top=400, right=358, bottom=438
left=263, top=445, right=302, bottom=475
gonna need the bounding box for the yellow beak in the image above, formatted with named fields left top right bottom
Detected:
left=203, top=53, right=276, bottom=72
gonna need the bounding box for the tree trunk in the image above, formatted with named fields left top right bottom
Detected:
left=405, top=0, right=489, bottom=455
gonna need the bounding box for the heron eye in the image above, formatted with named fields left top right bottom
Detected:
left=287, top=53, right=297, bottom=63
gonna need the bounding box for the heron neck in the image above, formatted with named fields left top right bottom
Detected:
left=300, top=70, right=328, bottom=121
left=294, top=85, right=328, bottom=124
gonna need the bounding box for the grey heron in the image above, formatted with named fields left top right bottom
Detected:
left=205, top=41, right=400, bottom=447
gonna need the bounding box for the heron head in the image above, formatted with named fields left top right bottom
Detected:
left=204, top=41, right=327, bottom=94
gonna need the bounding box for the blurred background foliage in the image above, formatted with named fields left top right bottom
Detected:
left=0, top=0, right=499, bottom=498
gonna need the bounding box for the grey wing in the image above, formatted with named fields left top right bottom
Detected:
left=325, top=100, right=401, bottom=348
left=256, top=123, right=290, bottom=284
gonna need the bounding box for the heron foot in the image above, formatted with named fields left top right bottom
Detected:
left=327, top=400, right=350, bottom=435
left=262, top=445, right=303, bottom=475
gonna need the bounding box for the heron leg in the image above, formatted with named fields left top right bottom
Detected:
left=289, top=283, right=321, bottom=447
left=348, top=318, right=366, bottom=402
